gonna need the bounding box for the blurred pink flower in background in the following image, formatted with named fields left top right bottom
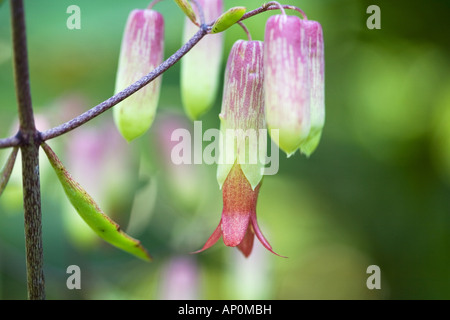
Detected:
left=159, top=256, right=200, bottom=300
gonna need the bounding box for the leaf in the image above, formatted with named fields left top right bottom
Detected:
left=41, top=142, right=151, bottom=262
left=0, top=147, right=19, bottom=197
left=211, top=6, right=246, bottom=34
left=174, top=0, right=198, bottom=26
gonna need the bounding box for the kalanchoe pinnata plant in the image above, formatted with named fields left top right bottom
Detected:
left=113, top=8, right=164, bottom=142
left=195, top=40, right=283, bottom=257
left=181, top=0, right=224, bottom=120
left=0, top=0, right=324, bottom=298
left=264, top=13, right=325, bottom=157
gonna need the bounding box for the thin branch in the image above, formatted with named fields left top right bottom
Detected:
left=41, top=26, right=208, bottom=141
left=10, top=0, right=35, bottom=134
left=0, top=134, right=21, bottom=149
left=239, top=3, right=307, bottom=22
left=37, top=2, right=308, bottom=142
left=10, top=0, right=45, bottom=300
left=147, top=0, right=163, bottom=10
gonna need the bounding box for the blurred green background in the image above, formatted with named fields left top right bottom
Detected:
left=0, top=0, right=449, bottom=300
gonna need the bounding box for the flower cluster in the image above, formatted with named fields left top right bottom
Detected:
left=112, top=2, right=324, bottom=258
left=194, top=40, right=282, bottom=257
left=196, top=12, right=325, bottom=257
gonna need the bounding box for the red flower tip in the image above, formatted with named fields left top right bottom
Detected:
left=193, top=164, right=286, bottom=258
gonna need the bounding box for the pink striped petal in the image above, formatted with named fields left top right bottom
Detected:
left=264, top=15, right=311, bottom=156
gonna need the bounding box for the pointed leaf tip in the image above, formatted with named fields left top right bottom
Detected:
left=41, top=142, right=151, bottom=262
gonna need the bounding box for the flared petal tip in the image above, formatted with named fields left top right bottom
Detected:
left=191, top=221, right=222, bottom=255
left=263, top=246, right=288, bottom=259
left=251, top=214, right=288, bottom=258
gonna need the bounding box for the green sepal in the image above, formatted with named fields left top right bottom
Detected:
left=216, top=114, right=264, bottom=190
left=300, top=129, right=323, bottom=157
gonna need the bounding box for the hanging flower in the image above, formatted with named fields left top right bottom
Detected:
left=195, top=163, right=283, bottom=257
left=195, top=40, right=283, bottom=257
left=113, top=8, right=164, bottom=142
left=180, top=0, right=224, bottom=120
left=264, top=14, right=325, bottom=157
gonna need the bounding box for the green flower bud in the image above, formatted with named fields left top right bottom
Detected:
left=211, top=6, right=246, bottom=34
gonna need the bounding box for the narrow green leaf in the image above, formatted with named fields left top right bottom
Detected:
left=41, top=142, right=151, bottom=262
left=0, top=147, right=19, bottom=197
left=174, top=0, right=198, bottom=25
left=211, top=6, right=246, bottom=34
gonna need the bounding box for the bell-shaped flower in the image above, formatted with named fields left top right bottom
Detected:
left=195, top=40, right=282, bottom=257
left=195, top=163, right=282, bottom=257
left=216, top=40, right=266, bottom=190
left=180, top=0, right=224, bottom=120
left=113, top=9, right=164, bottom=142
left=264, top=15, right=325, bottom=156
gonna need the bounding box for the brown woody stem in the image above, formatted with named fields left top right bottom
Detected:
left=10, top=0, right=45, bottom=300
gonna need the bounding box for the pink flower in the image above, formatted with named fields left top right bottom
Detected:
left=113, top=9, right=165, bottom=141
left=195, top=40, right=284, bottom=257
left=264, top=15, right=325, bottom=157
left=195, top=163, right=282, bottom=257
